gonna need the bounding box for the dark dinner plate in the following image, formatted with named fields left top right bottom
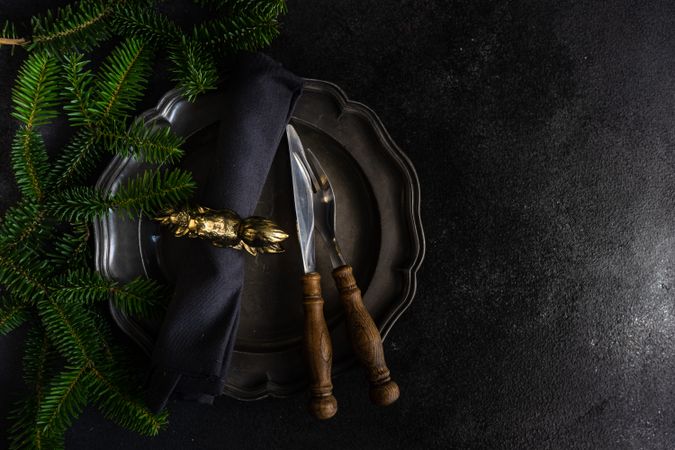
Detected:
left=94, top=79, right=424, bottom=399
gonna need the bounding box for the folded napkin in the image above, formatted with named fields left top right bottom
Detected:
left=147, top=53, right=303, bottom=412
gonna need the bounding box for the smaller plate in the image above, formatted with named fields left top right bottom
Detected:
left=94, top=79, right=424, bottom=399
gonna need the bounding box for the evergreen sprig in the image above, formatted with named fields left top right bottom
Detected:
left=0, top=26, right=184, bottom=450
left=1, top=20, right=27, bottom=54
left=8, top=327, right=61, bottom=450
left=36, top=365, right=92, bottom=436
left=0, top=295, right=30, bottom=336
left=0, top=0, right=288, bottom=447
left=29, top=0, right=113, bottom=54
left=37, top=298, right=103, bottom=365
left=92, top=38, right=151, bottom=123
left=48, top=129, right=101, bottom=190
left=11, top=52, right=60, bottom=127
left=11, top=53, right=60, bottom=201
left=48, top=168, right=195, bottom=222
left=169, top=36, right=219, bottom=101
left=0, top=202, right=45, bottom=248
left=61, top=52, right=95, bottom=127
left=53, top=269, right=166, bottom=318
left=44, top=224, right=91, bottom=272
left=110, top=3, right=219, bottom=100
left=192, top=0, right=287, bottom=60
left=97, top=118, right=186, bottom=164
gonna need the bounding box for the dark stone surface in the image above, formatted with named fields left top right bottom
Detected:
left=3, top=0, right=675, bottom=448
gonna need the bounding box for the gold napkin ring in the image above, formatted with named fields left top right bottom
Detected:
left=155, top=206, right=288, bottom=256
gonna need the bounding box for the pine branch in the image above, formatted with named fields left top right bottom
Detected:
left=48, top=129, right=101, bottom=190
left=91, top=37, right=151, bottom=124
left=8, top=397, right=64, bottom=450
left=111, top=3, right=181, bottom=44
left=11, top=52, right=59, bottom=201
left=48, top=169, right=195, bottom=222
left=11, top=52, right=60, bottom=128
left=0, top=202, right=46, bottom=249
left=37, top=298, right=104, bottom=365
left=46, top=186, right=108, bottom=223
left=111, top=276, right=166, bottom=318
left=89, top=364, right=168, bottom=436
left=1, top=20, right=28, bottom=53
left=109, top=5, right=217, bottom=101
left=61, top=52, right=95, bottom=127
left=45, top=223, right=91, bottom=271
left=0, top=248, right=50, bottom=301
left=227, top=0, right=288, bottom=16
left=191, top=0, right=222, bottom=7
left=9, top=327, right=62, bottom=450
left=22, top=325, right=56, bottom=389
left=168, top=36, right=218, bottom=101
left=51, top=269, right=110, bottom=304
left=193, top=4, right=284, bottom=53
left=0, top=294, right=30, bottom=336
left=96, top=118, right=185, bottom=164
left=112, top=169, right=196, bottom=218
left=52, top=269, right=166, bottom=318
left=193, top=0, right=287, bottom=16
left=29, top=0, right=113, bottom=54
left=11, top=129, right=50, bottom=202
left=37, top=365, right=91, bottom=438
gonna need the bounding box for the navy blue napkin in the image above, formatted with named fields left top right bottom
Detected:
left=147, top=53, right=303, bottom=412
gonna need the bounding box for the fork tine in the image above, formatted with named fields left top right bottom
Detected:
left=305, top=148, right=334, bottom=194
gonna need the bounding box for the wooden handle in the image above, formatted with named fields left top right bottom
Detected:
left=333, top=265, right=400, bottom=406
left=302, top=272, right=338, bottom=419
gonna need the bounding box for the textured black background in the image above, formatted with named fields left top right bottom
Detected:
left=3, top=0, right=675, bottom=448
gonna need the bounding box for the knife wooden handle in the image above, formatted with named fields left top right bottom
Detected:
left=332, top=265, right=400, bottom=406
left=302, top=272, right=338, bottom=419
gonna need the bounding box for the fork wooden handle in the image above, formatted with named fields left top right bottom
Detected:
left=302, top=272, right=337, bottom=419
left=332, top=265, right=400, bottom=406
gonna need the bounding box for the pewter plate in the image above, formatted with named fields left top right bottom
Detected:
left=94, top=79, right=424, bottom=400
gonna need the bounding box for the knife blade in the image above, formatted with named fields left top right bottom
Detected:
left=286, top=124, right=337, bottom=420
left=287, top=124, right=317, bottom=273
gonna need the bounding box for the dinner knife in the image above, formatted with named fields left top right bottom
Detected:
left=287, top=124, right=338, bottom=420
left=302, top=147, right=400, bottom=407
